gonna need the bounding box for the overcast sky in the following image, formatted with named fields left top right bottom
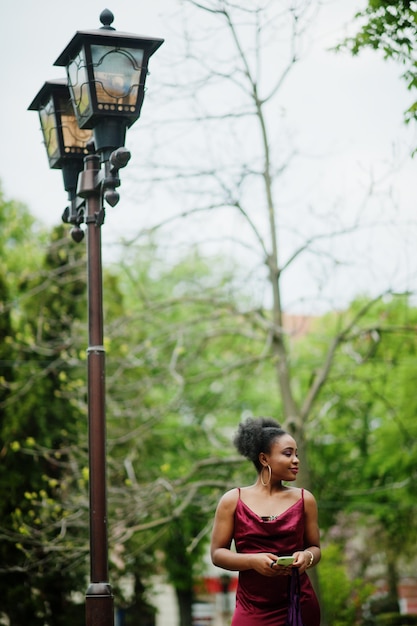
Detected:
left=1, top=0, right=411, bottom=219
left=1, top=0, right=416, bottom=311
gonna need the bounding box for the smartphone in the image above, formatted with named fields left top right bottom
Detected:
left=275, top=556, right=295, bottom=566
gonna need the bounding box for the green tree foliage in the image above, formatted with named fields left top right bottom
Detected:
left=0, top=190, right=45, bottom=625
left=296, top=295, right=417, bottom=618
left=0, top=184, right=46, bottom=298
left=161, top=505, right=209, bottom=626
left=340, top=0, right=417, bottom=122
left=0, top=214, right=89, bottom=625
left=319, top=543, right=375, bottom=626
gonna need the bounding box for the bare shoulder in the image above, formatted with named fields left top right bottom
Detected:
left=284, top=486, right=317, bottom=507
left=302, top=488, right=318, bottom=513
left=217, top=487, right=240, bottom=513
left=281, top=485, right=305, bottom=500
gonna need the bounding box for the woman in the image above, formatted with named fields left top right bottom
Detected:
left=211, top=417, right=321, bottom=626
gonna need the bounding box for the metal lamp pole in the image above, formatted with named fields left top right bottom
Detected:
left=77, top=147, right=132, bottom=624
left=80, top=152, right=112, bottom=625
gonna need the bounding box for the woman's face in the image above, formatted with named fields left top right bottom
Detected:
left=265, top=434, right=299, bottom=482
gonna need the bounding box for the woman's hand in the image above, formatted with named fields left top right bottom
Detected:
left=252, top=554, right=294, bottom=577
left=292, top=550, right=313, bottom=574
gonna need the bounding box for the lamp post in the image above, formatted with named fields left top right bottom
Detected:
left=29, top=10, right=163, bottom=626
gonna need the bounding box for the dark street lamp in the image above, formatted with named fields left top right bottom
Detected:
left=28, top=79, right=93, bottom=238
left=29, top=9, right=163, bottom=626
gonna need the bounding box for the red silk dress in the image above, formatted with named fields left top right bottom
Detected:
left=231, top=488, right=320, bottom=626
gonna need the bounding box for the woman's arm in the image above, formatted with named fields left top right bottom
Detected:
left=292, top=489, right=321, bottom=574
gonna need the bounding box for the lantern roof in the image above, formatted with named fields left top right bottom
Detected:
left=54, top=10, right=164, bottom=68
left=28, top=78, right=68, bottom=111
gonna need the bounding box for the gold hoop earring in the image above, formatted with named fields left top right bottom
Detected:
left=261, top=464, right=271, bottom=486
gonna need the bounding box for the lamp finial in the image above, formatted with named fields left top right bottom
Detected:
left=99, top=9, right=115, bottom=30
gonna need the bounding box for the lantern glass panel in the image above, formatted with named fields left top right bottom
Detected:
left=59, top=95, right=92, bottom=154
left=67, top=48, right=93, bottom=122
left=91, top=45, right=144, bottom=112
left=39, top=96, right=60, bottom=163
